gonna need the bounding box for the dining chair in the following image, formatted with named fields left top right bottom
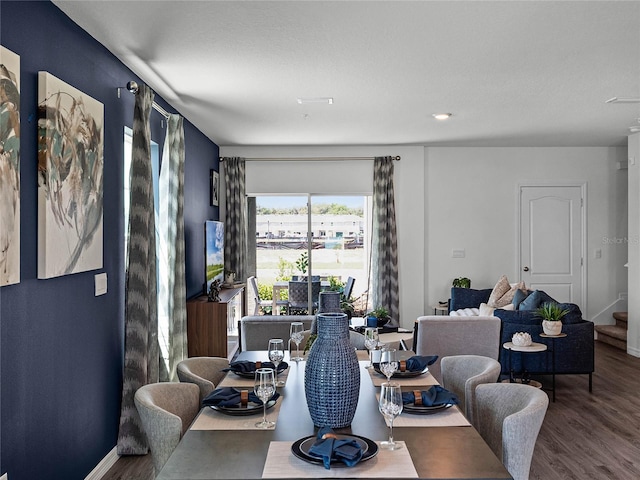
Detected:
left=287, top=280, right=321, bottom=314
left=474, top=383, right=549, bottom=480
left=247, top=276, right=287, bottom=315
left=134, top=382, right=200, bottom=475
left=414, top=315, right=501, bottom=382
left=343, top=276, right=355, bottom=300
left=176, top=356, right=229, bottom=403
left=440, top=355, right=501, bottom=425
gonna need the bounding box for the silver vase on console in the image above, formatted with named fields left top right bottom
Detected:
left=304, top=312, right=360, bottom=428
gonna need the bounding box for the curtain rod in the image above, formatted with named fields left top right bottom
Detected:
left=121, top=81, right=171, bottom=119
left=220, top=155, right=401, bottom=162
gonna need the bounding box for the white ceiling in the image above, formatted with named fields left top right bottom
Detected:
left=53, top=0, right=640, bottom=148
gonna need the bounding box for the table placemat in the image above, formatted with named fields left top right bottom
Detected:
left=375, top=394, right=470, bottom=427
left=366, top=367, right=439, bottom=387
left=191, top=398, right=283, bottom=431
left=262, top=441, right=418, bottom=478
left=219, top=367, right=291, bottom=388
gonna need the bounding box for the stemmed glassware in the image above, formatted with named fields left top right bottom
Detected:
left=379, top=347, right=398, bottom=381
left=254, top=368, right=276, bottom=429
left=289, top=322, right=304, bottom=362
left=378, top=382, right=403, bottom=450
left=364, top=327, right=379, bottom=369
left=268, top=338, right=285, bottom=386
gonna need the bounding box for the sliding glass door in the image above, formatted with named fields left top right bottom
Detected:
left=252, top=194, right=370, bottom=314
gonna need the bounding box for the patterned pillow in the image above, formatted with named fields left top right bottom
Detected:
left=488, top=276, right=526, bottom=308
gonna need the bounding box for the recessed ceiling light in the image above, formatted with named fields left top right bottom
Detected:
left=432, top=113, right=452, bottom=120
left=297, top=97, right=333, bottom=105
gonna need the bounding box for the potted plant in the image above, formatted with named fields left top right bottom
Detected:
left=366, top=307, right=390, bottom=328
left=452, top=277, right=471, bottom=288
left=535, top=302, right=568, bottom=336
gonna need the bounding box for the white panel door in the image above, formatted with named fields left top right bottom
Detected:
left=520, top=185, right=584, bottom=306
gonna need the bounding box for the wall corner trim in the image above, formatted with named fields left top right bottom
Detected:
left=84, top=447, right=118, bottom=480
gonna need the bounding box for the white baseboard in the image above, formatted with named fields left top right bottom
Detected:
left=627, top=345, right=640, bottom=358
left=84, top=446, right=118, bottom=480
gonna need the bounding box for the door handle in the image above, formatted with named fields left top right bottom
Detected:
left=523, top=266, right=530, bottom=272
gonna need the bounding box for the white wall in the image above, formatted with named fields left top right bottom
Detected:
left=221, top=145, right=628, bottom=330
left=425, top=147, right=628, bottom=323
left=221, top=145, right=426, bottom=329
left=627, top=133, right=640, bottom=356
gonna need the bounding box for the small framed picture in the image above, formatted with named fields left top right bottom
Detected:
left=210, top=169, right=219, bottom=206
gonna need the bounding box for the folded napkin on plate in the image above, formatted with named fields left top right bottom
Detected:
left=202, top=387, right=280, bottom=407
left=223, top=360, right=289, bottom=373
left=308, top=426, right=363, bottom=469
left=400, top=355, right=438, bottom=372
left=401, top=385, right=459, bottom=406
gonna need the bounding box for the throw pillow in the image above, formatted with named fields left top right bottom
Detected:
left=518, top=290, right=557, bottom=311
left=479, top=303, right=495, bottom=316
left=487, top=275, right=510, bottom=306
left=512, top=289, right=530, bottom=309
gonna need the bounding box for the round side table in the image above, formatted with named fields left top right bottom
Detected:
left=540, top=332, right=567, bottom=401
left=502, top=341, right=547, bottom=389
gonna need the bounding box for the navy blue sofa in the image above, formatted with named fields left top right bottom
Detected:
left=450, top=287, right=594, bottom=388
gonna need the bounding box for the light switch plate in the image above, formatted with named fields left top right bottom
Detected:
left=95, top=273, right=107, bottom=296
left=452, top=249, right=465, bottom=258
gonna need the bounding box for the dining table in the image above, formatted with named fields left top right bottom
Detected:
left=157, top=350, right=512, bottom=480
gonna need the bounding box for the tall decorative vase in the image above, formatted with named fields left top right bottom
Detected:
left=311, top=291, right=342, bottom=334
left=304, top=312, right=360, bottom=428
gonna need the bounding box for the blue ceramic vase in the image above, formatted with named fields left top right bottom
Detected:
left=304, top=312, right=360, bottom=428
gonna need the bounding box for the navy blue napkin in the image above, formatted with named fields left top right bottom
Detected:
left=401, top=385, right=459, bottom=406
left=223, top=360, right=289, bottom=373
left=403, top=355, right=438, bottom=372
left=202, top=387, right=280, bottom=407
left=308, top=427, right=363, bottom=469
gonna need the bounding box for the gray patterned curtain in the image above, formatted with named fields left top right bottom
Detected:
left=371, top=156, right=400, bottom=325
left=117, top=84, right=158, bottom=455
left=159, top=114, right=186, bottom=382
left=223, top=157, right=247, bottom=280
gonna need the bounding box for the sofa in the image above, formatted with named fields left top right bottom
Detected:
left=449, top=287, right=594, bottom=387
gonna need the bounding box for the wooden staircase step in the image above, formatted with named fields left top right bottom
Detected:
left=595, top=324, right=627, bottom=351
left=613, top=311, right=628, bottom=328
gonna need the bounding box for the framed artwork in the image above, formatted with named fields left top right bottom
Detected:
left=37, top=71, right=104, bottom=279
left=210, top=169, right=219, bottom=206
left=0, top=45, right=21, bottom=286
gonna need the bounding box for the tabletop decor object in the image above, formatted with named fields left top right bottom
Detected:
left=536, top=302, right=568, bottom=336
left=304, top=312, right=360, bottom=428
left=512, top=332, right=532, bottom=347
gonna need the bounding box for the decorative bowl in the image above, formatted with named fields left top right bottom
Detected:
left=512, top=332, right=532, bottom=347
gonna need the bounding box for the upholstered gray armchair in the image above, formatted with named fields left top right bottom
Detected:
left=440, top=355, right=501, bottom=425
left=176, top=357, right=229, bottom=403
left=134, top=382, right=200, bottom=474
left=475, top=383, right=549, bottom=480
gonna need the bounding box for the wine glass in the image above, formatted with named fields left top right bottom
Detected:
left=254, top=368, right=276, bottom=429
left=364, top=327, right=379, bottom=369
left=268, top=338, right=285, bottom=386
left=380, top=347, right=398, bottom=382
left=379, top=382, right=403, bottom=450
left=289, top=322, right=304, bottom=362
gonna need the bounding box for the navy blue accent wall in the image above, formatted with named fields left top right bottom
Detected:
left=0, top=2, right=219, bottom=478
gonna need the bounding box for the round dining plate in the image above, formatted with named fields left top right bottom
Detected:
left=291, top=434, right=378, bottom=467
left=403, top=402, right=454, bottom=415
left=373, top=364, right=429, bottom=378
left=208, top=398, right=277, bottom=416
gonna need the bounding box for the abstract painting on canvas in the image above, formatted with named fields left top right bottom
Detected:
left=0, top=45, right=20, bottom=287
left=37, top=71, right=104, bottom=279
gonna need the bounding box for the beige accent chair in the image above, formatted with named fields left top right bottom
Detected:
left=176, top=357, right=229, bottom=403
left=475, top=383, right=549, bottom=480
left=134, top=382, right=200, bottom=475
left=440, top=355, right=501, bottom=425
left=414, top=315, right=501, bottom=382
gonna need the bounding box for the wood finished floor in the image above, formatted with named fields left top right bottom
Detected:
left=102, top=340, right=640, bottom=479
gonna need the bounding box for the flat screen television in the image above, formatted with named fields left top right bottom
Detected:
left=205, top=220, right=224, bottom=292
